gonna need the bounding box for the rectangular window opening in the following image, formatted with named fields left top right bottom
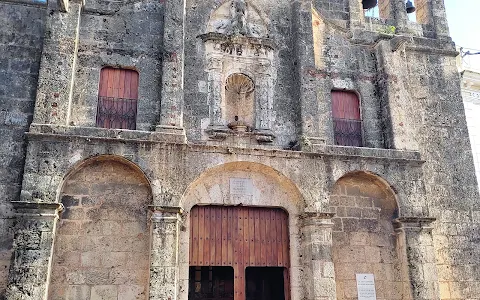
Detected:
left=331, top=91, right=363, bottom=147
left=188, top=266, right=234, bottom=300
left=96, top=67, right=139, bottom=130
left=246, top=267, right=286, bottom=300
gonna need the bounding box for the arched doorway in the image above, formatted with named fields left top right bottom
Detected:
left=178, top=162, right=305, bottom=300
left=189, top=205, right=289, bottom=300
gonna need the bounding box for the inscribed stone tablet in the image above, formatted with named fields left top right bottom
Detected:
left=229, top=178, right=253, bottom=196
left=356, top=273, right=376, bottom=300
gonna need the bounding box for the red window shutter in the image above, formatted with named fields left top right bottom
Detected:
left=331, top=91, right=363, bottom=147
left=96, top=68, right=139, bottom=130
left=332, top=91, right=360, bottom=120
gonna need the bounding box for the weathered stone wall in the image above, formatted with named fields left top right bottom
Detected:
left=313, top=0, right=349, bottom=22
left=331, top=173, right=412, bottom=300
left=2, top=0, right=480, bottom=299
left=70, top=0, right=165, bottom=131
left=405, top=48, right=480, bottom=298
left=0, top=0, right=46, bottom=295
left=48, top=159, right=152, bottom=300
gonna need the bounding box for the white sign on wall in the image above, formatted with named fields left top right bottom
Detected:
left=356, top=274, right=377, bottom=300
left=229, top=178, right=253, bottom=196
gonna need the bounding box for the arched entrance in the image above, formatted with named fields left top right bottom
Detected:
left=178, top=162, right=305, bottom=300
left=189, top=205, right=289, bottom=300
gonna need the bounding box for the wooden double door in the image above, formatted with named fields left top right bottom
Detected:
left=189, top=206, right=290, bottom=300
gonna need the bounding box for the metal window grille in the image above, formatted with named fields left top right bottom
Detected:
left=95, top=96, right=137, bottom=130
left=333, top=118, right=363, bottom=147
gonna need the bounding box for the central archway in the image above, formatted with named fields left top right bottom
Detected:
left=178, top=162, right=305, bottom=300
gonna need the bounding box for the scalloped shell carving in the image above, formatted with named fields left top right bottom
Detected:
left=225, top=73, right=255, bottom=94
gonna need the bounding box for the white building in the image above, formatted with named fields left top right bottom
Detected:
left=459, top=49, right=480, bottom=190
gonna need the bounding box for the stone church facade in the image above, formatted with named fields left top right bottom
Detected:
left=0, top=0, right=479, bottom=299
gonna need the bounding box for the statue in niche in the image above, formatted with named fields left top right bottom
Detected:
left=226, top=0, right=249, bottom=36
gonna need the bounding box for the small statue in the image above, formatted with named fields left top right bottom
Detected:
left=228, top=0, right=249, bottom=36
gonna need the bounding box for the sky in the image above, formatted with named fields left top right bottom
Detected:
left=444, top=0, right=480, bottom=70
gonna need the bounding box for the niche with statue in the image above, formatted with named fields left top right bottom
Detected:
left=200, top=0, right=276, bottom=143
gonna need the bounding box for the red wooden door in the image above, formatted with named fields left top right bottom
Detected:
left=190, top=206, right=290, bottom=300
left=96, top=68, right=139, bottom=130
left=331, top=91, right=363, bottom=146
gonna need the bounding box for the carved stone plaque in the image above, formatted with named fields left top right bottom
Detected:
left=356, top=274, right=376, bottom=300
left=229, top=178, right=253, bottom=196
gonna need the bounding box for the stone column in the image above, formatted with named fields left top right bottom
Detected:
left=148, top=206, right=183, bottom=300
left=156, top=0, right=187, bottom=139
left=207, top=57, right=224, bottom=127
left=291, top=0, right=323, bottom=148
left=204, top=55, right=230, bottom=138
left=392, top=0, right=409, bottom=33
left=429, top=0, right=450, bottom=39
left=395, top=217, right=440, bottom=300
left=301, top=212, right=336, bottom=300
left=255, top=74, right=273, bottom=131
left=31, top=0, right=82, bottom=126
left=6, top=202, right=63, bottom=300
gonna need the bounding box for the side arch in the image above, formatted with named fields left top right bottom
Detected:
left=48, top=155, right=153, bottom=300
left=56, top=154, right=154, bottom=203
left=330, top=171, right=412, bottom=300
left=331, top=170, right=399, bottom=211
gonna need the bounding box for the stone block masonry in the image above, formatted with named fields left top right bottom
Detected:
left=0, top=0, right=479, bottom=299
left=0, top=1, right=47, bottom=295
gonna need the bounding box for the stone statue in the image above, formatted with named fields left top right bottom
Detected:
left=228, top=0, right=249, bottom=35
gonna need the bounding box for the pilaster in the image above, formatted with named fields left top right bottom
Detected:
left=148, top=206, right=183, bottom=300
left=301, top=212, right=336, bottom=300
left=157, top=0, right=187, bottom=141
left=429, top=0, right=450, bottom=39
left=394, top=217, right=440, bottom=300
left=255, top=74, right=274, bottom=131
left=391, top=0, right=409, bottom=33
left=348, top=0, right=364, bottom=29
left=292, top=0, right=322, bottom=147
left=375, top=39, right=419, bottom=151
left=5, top=202, right=63, bottom=300
left=32, top=0, right=82, bottom=126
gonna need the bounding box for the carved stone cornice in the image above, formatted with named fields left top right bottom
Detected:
left=198, top=32, right=275, bottom=50
left=149, top=205, right=183, bottom=222
left=393, top=217, right=436, bottom=232
left=12, top=201, right=64, bottom=218
left=300, top=212, right=336, bottom=227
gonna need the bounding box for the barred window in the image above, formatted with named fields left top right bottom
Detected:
left=96, top=68, right=139, bottom=130
left=331, top=91, right=363, bottom=147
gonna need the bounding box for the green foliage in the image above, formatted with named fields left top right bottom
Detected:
left=379, top=25, right=396, bottom=35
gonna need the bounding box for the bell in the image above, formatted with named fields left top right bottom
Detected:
left=406, top=0, right=416, bottom=13
left=362, top=0, right=377, bottom=9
